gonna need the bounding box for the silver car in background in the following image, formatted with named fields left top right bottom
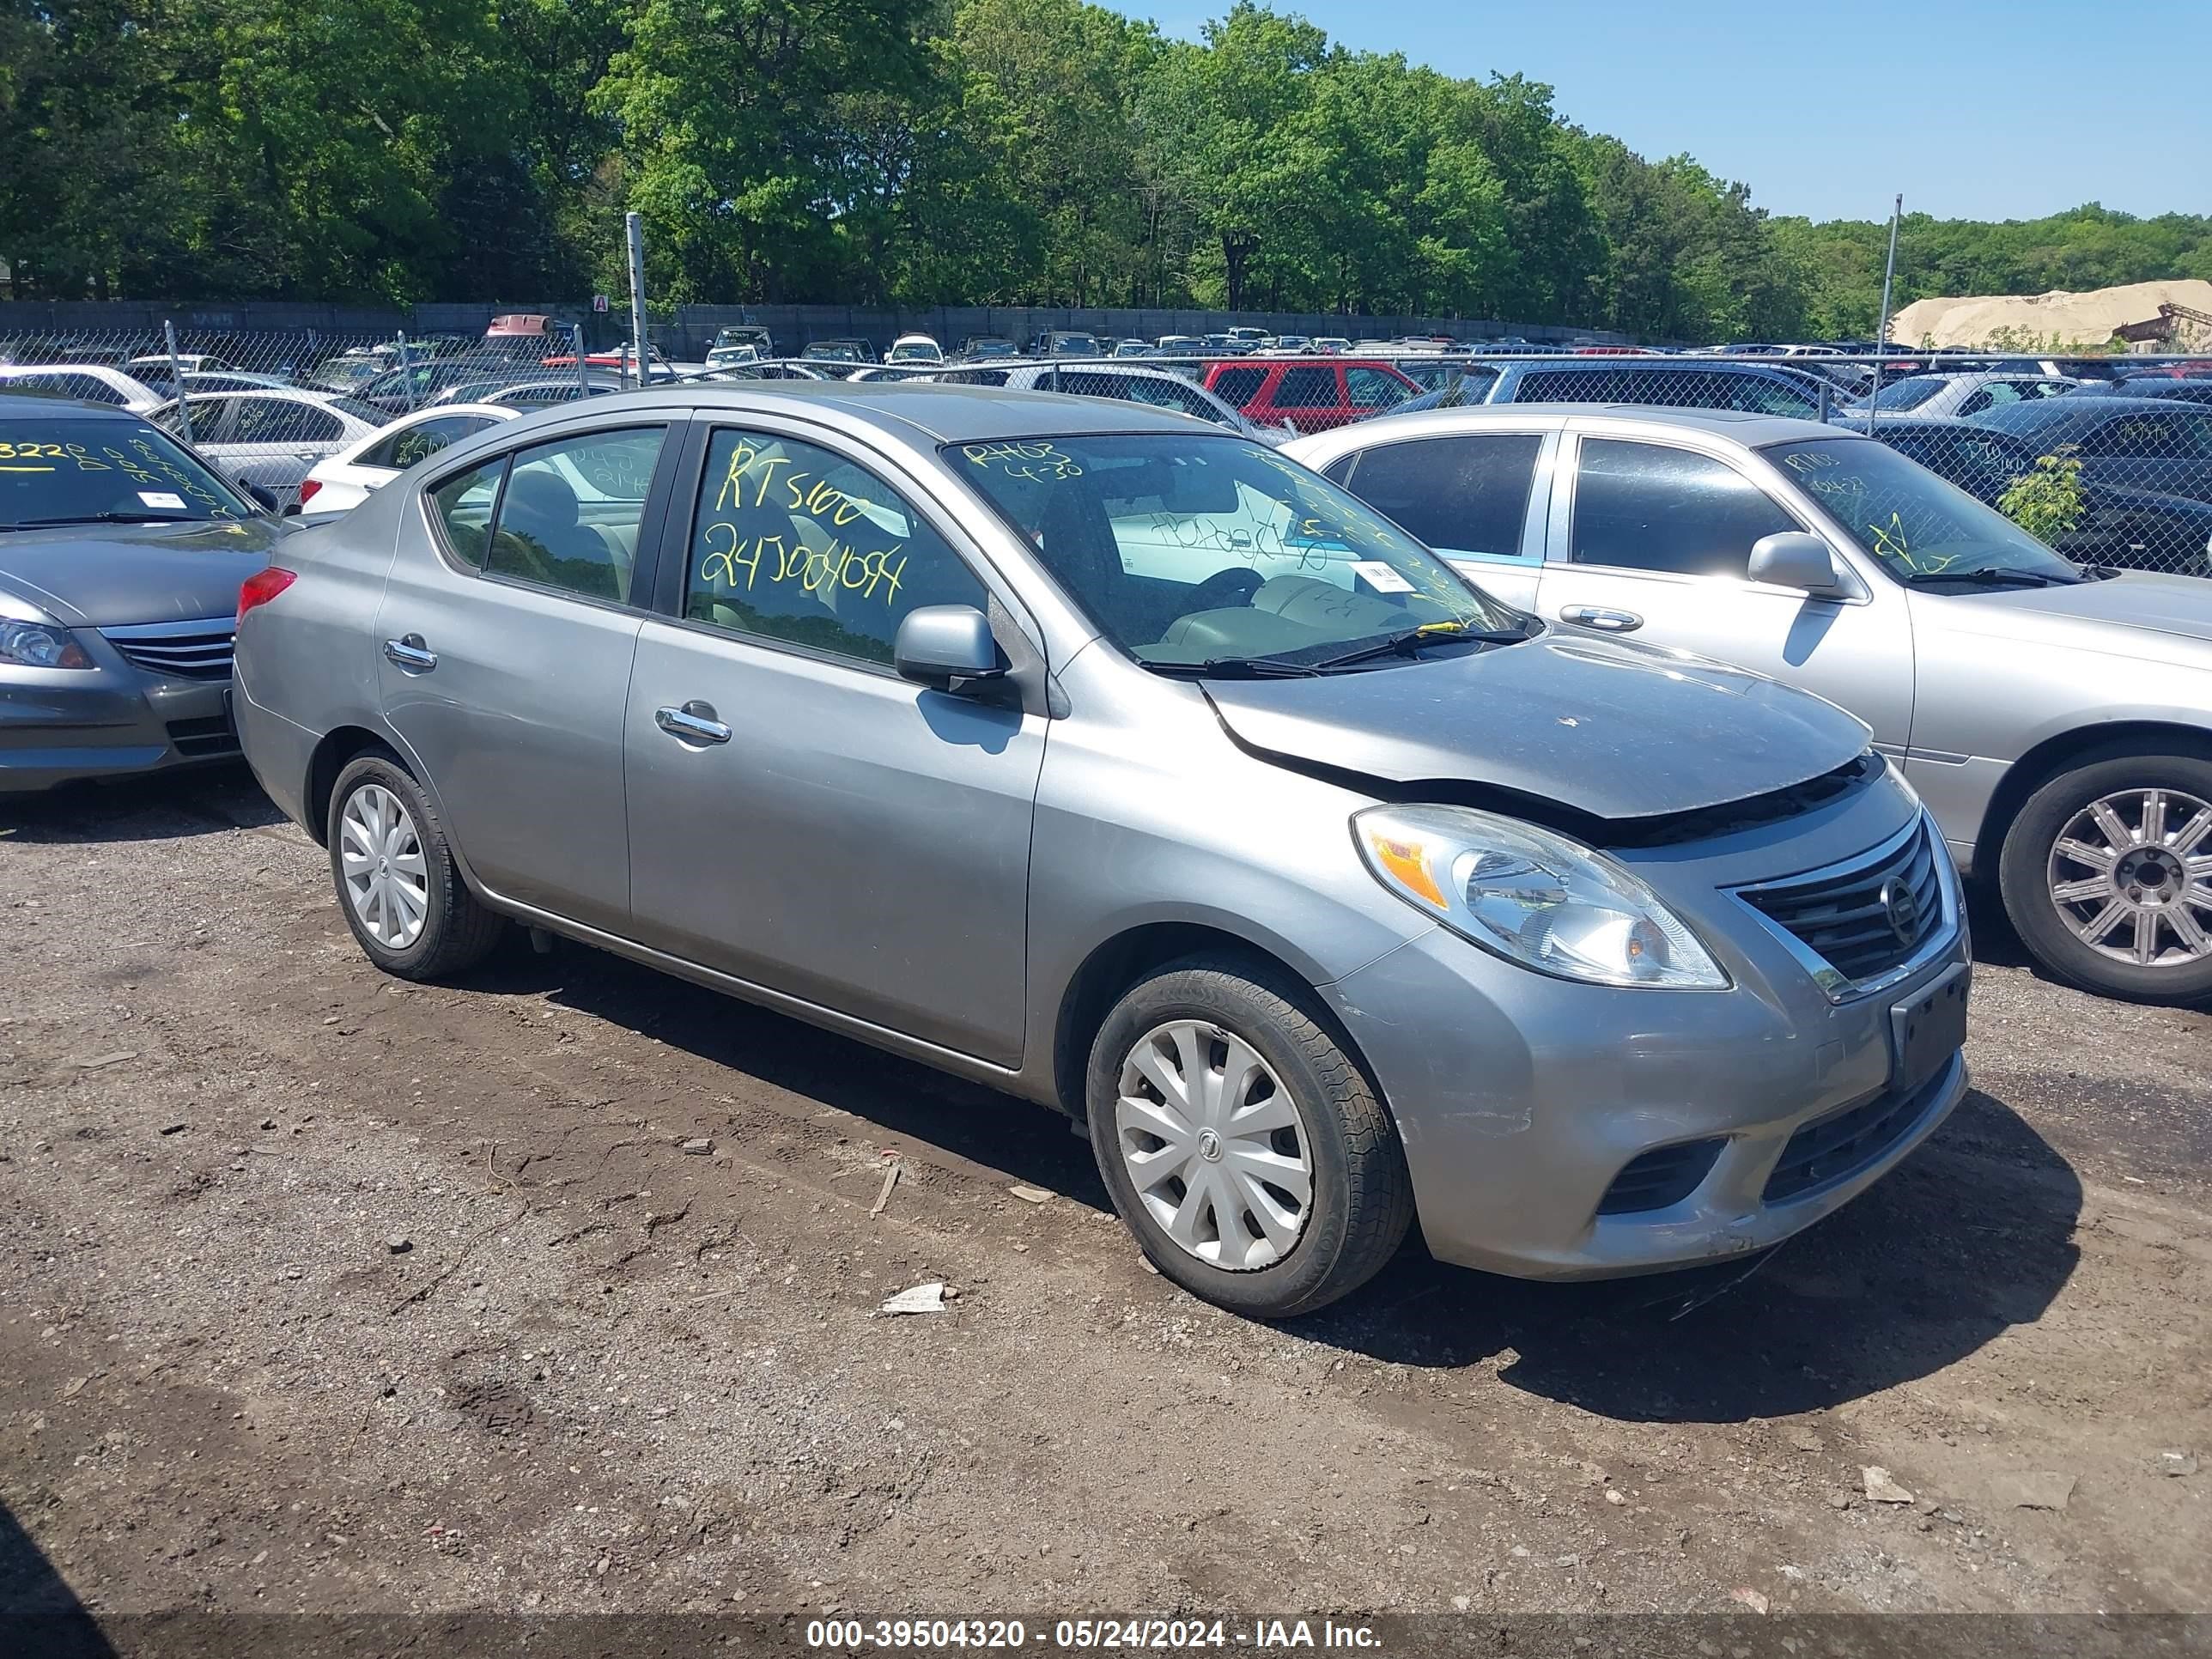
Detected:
left=152, top=388, right=386, bottom=509
left=1291, top=404, right=2212, bottom=1005
left=234, top=386, right=1969, bottom=1317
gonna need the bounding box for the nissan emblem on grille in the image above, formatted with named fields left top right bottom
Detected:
left=1881, top=875, right=1919, bottom=947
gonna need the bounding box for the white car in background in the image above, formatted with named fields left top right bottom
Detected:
left=151, top=387, right=385, bottom=509
left=0, top=363, right=166, bottom=413
left=886, top=333, right=945, bottom=365
left=297, top=404, right=519, bottom=514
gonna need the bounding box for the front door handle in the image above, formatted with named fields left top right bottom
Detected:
left=382, top=634, right=437, bottom=672
left=654, top=701, right=732, bottom=745
left=1559, top=605, right=1644, bottom=633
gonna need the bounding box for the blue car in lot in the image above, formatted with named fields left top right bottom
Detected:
left=1478, top=358, right=1836, bottom=420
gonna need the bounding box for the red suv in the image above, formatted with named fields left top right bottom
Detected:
left=1200, top=358, right=1420, bottom=434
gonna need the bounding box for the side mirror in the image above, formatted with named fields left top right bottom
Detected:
left=1748, top=532, right=1841, bottom=592
left=243, top=482, right=283, bottom=514
left=894, top=605, right=1006, bottom=692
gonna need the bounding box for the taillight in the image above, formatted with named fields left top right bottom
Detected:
left=296, top=477, right=322, bottom=507
left=238, top=567, right=297, bottom=624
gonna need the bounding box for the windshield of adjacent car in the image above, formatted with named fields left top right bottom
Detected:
left=1766, top=437, right=2081, bottom=584
left=952, top=433, right=1523, bottom=668
left=0, top=416, right=255, bottom=528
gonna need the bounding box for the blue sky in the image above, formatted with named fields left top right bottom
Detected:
left=1145, top=0, right=2210, bottom=224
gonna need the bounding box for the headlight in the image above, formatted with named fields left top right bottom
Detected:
left=0, top=621, right=93, bottom=669
left=1354, top=805, right=1729, bottom=989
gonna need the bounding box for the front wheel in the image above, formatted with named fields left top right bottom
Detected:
left=1085, top=956, right=1414, bottom=1318
left=1997, top=750, right=2212, bottom=1005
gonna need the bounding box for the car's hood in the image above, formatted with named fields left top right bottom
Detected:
left=1922, top=571, right=2212, bottom=652
left=0, top=517, right=280, bottom=627
left=1201, top=632, right=1873, bottom=821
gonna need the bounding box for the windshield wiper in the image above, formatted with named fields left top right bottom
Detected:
left=1899, top=567, right=2073, bottom=589
left=5, top=513, right=176, bottom=530
left=1310, top=620, right=1528, bottom=671
left=1140, top=656, right=1323, bottom=679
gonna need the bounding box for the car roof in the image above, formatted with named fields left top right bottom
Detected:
left=1306, top=402, right=1842, bottom=448
left=491, top=381, right=1220, bottom=445
left=1973, top=394, right=2184, bottom=431
left=0, top=391, right=148, bottom=418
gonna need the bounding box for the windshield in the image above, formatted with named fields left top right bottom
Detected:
left=1766, top=438, right=2081, bottom=584
left=1868, top=375, right=1947, bottom=411
left=1, top=416, right=254, bottom=528
left=953, top=433, right=1523, bottom=668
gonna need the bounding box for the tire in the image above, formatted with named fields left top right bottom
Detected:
left=325, top=750, right=506, bottom=980
left=1996, top=746, right=2212, bottom=1006
left=1085, top=954, right=1414, bottom=1318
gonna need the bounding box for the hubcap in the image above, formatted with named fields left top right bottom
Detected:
left=2047, top=787, right=2212, bottom=969
left=1114, top=1020, right=1313, bottom=1272
left=338, top=783, right=428, bottom=950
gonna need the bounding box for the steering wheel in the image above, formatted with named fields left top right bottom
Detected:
left=1187, top=567, right=1263, bottom=610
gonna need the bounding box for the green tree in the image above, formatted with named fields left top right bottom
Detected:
left=592, top=0, right=939, bottom=303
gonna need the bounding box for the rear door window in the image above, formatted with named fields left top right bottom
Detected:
left=1273, top=367, right=1340, bottom=409
left=1342, top=434, right=1543, bottom=562
left=362, top=415, right=499, bottom=471
left=484, top=428, right=667, bottom=604
left=1208, top=367, right=1267, bottom=407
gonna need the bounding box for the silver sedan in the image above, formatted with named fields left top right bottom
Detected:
left=234, top=385, right=1969, bottom=1316
left=152, top=389, right=386, bottom=509
left=1291, top=404, right=2212, bottom=1005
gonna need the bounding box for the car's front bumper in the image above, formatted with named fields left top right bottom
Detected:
left=0, top=661, right=239, bottom=793
left=1323, top=802, right=1973, bottom=1280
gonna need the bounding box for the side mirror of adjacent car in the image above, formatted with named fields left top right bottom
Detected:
left=1748, top=532, right=1842, bottom=593
left=895, top=605, right=1007, bottom=693
left=242, top=482, right=283, bottom=515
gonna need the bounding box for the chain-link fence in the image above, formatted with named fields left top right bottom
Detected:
left=6, top=320, right=2209, bottom=574
left=0, top=320, right=623, bottom=508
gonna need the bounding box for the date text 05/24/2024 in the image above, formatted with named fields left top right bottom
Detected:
left=803, top=1619, right=1382, bottom=1650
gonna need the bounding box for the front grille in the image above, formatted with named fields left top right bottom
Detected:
left=100, top=617, right=235, bottom=680
left=1739, top=821, right=1943, bottom=988
left=165, top=715, right=239, bottom=758
left=1763, top=1059, right=1954, bottom=1204
left=1596, top=1138, right=1726, bottom=1215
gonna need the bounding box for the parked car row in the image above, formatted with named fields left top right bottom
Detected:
left=9, top=362, right=2212, bottom=1327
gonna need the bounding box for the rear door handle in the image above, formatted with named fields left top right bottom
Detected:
left=654, top=702, right=732, bottom=745
left=382, top=635, right=437, bottom=672
left=1559, top=605, right=1644, bottom=633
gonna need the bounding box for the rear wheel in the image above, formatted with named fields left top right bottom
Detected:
left=327, top=752, right=505, bottom=980
left=1085, top=956, right=1413, bottom=1318
left=1998, top=750, right=2212, bottom=1005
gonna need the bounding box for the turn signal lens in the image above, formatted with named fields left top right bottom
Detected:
left=237, top=566, right=297, bottom=624
left=1367, top=831, right=1449, bottom=910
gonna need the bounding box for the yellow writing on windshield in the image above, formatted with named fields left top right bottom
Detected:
left=961, top=441, right=1082, bottom=482
left=0, top=440, right=113, bottom=473
left=109, top=441, right=232, bottom=516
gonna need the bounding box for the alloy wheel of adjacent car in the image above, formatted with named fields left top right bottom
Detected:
left=1114, top=1018, right=1314, bottom=1272
left=2000, top=750, right=2212, bottom=1006
left=2045, top=787, right=2212, bottom=969
left=1085, top=956, right=1414, bottom=1319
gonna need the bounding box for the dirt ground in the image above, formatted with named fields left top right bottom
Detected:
left=3, top=769, right=2208, bottom=1646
